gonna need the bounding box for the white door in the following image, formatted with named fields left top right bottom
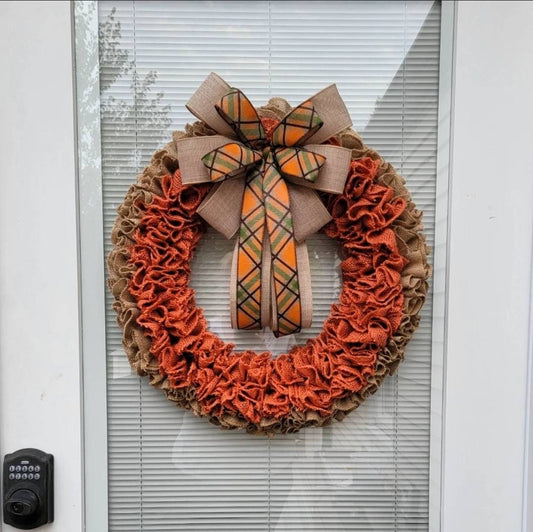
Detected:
left=1, top=2, right=532, bottom=532
left=0, top=2, right=83, bottom=530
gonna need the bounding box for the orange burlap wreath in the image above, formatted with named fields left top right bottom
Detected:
left=108, top=100, right=431, bottom=435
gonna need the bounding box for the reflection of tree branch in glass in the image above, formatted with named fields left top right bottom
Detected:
left=99, top=7, right=171, bottom=174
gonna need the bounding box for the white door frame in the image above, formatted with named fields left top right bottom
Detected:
left=74, top=1, right=454, bottom=530
left=442, top=2, right=533, bottom=531
left=0, top=1, right=83, bottom=531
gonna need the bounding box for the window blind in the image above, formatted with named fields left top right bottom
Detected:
left=98, top=1, right=441, bottom=530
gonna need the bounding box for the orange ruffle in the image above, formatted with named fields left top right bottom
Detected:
left=128, top=156, right=407, bottom=424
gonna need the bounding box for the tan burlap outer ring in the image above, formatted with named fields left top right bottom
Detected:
left=108, top=99, right=431, bottom=435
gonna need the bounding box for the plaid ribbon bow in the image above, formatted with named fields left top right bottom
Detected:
left=177, top=73, right=353, bottom=337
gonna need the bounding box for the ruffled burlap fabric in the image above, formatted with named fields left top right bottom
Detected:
left=108, top=99, right=430, bottom=435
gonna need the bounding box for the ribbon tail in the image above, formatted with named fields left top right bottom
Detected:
left=197, top=179, right=245, bottom=239
left=230, top=232, right=271, bottom=330
left=288, top=184, right=332, bottom=242
left=261, top=233, right=273, bottom=328
left=296, top=242, right=312, bottom=329
left=268, top=241, right=312, bottom=333
left=232, top=167, right=265, bottom=331
left=263, top=154, right=302, bottom=337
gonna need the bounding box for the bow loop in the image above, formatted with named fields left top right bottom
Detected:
left=271, top=100, right=323, bottom=147
left=202, top=142, right=262, bottom=182
left=215, top=88, right=266, bottom=146
left=274, top=147, right=326, bottom=183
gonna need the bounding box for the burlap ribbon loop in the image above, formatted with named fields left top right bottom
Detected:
left=177, top=73, right=352, bottom=336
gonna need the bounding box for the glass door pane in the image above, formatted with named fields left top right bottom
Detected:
left=86, top=1, right=446, bottom=529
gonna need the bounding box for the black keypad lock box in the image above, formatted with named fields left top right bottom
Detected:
left=3, top=449, right=53, bottom=529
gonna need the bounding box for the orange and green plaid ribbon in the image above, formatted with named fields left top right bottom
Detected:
left=201, top=88, right=326, bottom=336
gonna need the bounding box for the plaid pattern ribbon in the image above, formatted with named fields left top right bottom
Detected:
left=178, top=73, right=353, bottom=336
left=203, top=88, right=325, bottom=335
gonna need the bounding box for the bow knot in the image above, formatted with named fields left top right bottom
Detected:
left=201, top=139, right=327, bottom=188
left=177, top=73, right=353, bottom=336
left=202, top=88, right=327, bottom=191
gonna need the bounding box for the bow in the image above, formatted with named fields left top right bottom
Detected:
left=177, top=73, right=352, bottom=336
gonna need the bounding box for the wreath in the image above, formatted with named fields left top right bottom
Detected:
left=108, top=74, right=430, bottom=435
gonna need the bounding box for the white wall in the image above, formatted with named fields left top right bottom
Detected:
left=0, top=1, right=533, bottom=532
left=0, top=1, right=83, bottom=531
left=443, top=2, right=533, bottom=531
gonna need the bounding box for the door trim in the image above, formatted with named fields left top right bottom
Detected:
left=74, top=2, right=109, bottom=530
left=74, top=2, right=455, bottom=530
